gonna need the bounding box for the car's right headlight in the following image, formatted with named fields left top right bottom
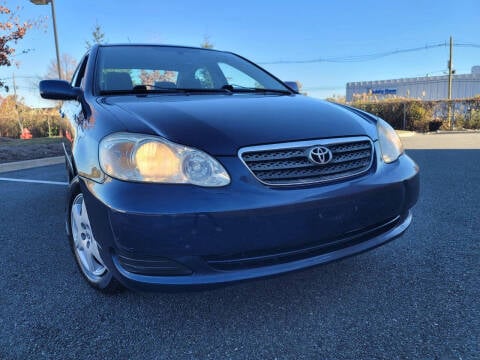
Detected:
left=99, top=133, right=230, bottom=187
left=377, top=119, right=404, bottom=163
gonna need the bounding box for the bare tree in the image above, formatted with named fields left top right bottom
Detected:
left=45, top=53, right=78, bottom=81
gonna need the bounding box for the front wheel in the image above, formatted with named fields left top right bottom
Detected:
left=68, top=184, right=121, bottom=293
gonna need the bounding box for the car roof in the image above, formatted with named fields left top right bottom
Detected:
left=97, top=43, right=225, bottom=53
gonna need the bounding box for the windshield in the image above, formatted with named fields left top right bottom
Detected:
left=95, top=45, right=291, bottom=94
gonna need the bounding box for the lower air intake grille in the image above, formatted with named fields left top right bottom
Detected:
left=239, top=136, right=374, bottom=186
left=117, top=253, right=192, bottom=276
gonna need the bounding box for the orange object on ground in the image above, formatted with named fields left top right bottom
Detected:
left=20, top=128, right=32, bottom=139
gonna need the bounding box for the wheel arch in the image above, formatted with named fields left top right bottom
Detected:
left=63, top=142, right=78, bottom=181
left=65, top=176, right=81, bottom=236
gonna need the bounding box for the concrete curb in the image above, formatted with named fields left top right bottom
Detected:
left=396, top=131, right=416, bottom=138
left=426, top=130, right=480, bottom=135
left=0, top=156, right=64, bottom=174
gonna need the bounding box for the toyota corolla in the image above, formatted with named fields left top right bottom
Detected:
left=39, top=44, right=419, bottom=292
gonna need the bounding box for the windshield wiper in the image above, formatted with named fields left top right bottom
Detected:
left=134, top=84, right=231, bottom=94
left=99, top=84, right=290, bottom=96
left=221, top=84, right=292, bottom=95
left=99, top=89, right=142, bottom=95
left=99, top=85, right=232, bottom=96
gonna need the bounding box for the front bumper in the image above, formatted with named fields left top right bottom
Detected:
left=78, top=149, right=419, bottom=291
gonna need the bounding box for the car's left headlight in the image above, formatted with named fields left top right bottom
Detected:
left=99, top=133, right=230, bottom=187
left=377, top=119, right=404, bottom=163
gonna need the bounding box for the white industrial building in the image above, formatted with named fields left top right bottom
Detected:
left=346, top=66, right=480, bottom=101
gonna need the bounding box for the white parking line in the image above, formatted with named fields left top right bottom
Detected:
left=0, top=177, right=68, bottom=186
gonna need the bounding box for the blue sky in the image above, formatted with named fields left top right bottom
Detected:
left=2, top=0, right=480, bottom=107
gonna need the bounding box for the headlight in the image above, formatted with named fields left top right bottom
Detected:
left=99, top=133, right=230, bottom=187
left=377, top=119, right=404, bottom=163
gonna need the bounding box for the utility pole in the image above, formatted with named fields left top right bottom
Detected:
left=447, top=36, right=453, bottom=129
left=30, top=0, right=62, bottom=79
left=50, top=0, right=62, bottom=79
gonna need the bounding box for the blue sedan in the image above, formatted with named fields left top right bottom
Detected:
left=39, top=44, right=419, bottom=292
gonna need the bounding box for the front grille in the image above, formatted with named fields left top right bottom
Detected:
left=239, top=136, right=374, bottom=186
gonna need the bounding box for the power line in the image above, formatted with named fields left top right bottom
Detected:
left=456, top=42, right=480, bottom=48
left=259, top=41, right=480, bottom=65
left=0, top=76, right=40, bottom=81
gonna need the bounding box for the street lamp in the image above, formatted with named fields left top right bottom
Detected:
left=30, top=0, right=62, bottom=79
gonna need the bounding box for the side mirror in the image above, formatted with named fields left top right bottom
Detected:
left=39, top=80, right=82, bottom=100
left=284, top=81, right=299, bottom=93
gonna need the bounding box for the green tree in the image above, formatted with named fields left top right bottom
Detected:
left=85, top=21, right=106, bottom=50
left=200, top=35, right=214, bottom=49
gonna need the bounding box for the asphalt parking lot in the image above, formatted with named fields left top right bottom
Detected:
left=0, top=133, right=478, bottom=360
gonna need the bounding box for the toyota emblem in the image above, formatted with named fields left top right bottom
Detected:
left=308, top=146, right=333, bottom=165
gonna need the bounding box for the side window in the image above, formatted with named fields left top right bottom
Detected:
left=71, top=56, right=88, bottom=87
left=218, top=62, right=261, bottom=88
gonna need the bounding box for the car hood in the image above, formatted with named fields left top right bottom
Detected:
left=99, top=94, right=377, bottom=156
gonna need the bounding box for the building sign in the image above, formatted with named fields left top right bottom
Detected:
left=370, top=88, right=397, bottom=95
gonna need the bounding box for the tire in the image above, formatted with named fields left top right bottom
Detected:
left=67, top=177, right=122, bottom=293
